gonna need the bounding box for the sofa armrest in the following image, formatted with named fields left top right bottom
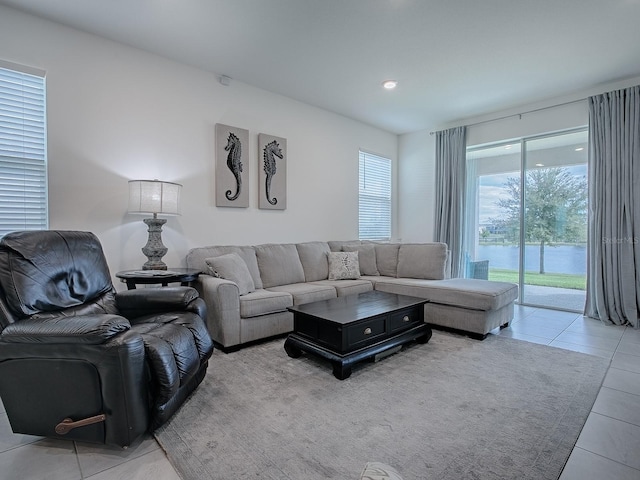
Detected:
left=191, top=275, right=242, bottom=347
left=0, top=314, right=130, bottom=344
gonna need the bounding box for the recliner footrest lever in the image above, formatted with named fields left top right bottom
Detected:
left=55, top=414, right=106, bottom=435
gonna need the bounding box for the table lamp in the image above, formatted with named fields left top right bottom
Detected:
left=128, top=179, right=182, bottom=270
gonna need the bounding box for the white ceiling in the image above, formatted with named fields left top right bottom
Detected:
left=2, top=0, right=640, bottom=134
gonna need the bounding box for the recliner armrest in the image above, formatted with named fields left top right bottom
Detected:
left=115, top=286, right=201, bottom=318
left=0, top=314, right=130, bottom=344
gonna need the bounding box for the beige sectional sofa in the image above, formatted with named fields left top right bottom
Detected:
left=186, top=240, right=518, bottom=351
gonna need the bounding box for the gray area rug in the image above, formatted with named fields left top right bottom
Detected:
left=155, top=331, right=610, bottom=480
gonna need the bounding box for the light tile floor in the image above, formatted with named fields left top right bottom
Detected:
left=1, top=305, right=638, bottom=479
left=499, top=306, right=640, bottom=480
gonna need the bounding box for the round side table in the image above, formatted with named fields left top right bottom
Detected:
left=115, top=268, right=201, bottom=290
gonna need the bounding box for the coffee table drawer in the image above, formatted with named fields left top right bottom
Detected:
left=346, top=316, right=386, bottom=348
left=388, top=306, right=423, bottom=333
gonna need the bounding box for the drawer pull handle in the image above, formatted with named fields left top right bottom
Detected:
left=403, top=315, right=410, bottom=322
left=364, top=327, right=372, bottom=335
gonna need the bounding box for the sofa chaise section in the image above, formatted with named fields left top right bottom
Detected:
left=374, top=277, right=518, bottom=339
left=330, top=241, right=518, bottom=339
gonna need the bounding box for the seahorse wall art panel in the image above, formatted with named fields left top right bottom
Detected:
left=215, top=123, right=249, bottom=207
left=258, top=133, right=287, bottom=210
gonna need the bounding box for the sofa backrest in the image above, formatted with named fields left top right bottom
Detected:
left=341, top=243, right=379, bottom=275
left=397, top=243, right=448, bottom=280
left=254, top=243, right=306, bottom=288
left=329, top=240, right=450, bottom=280
left=186, top=245, right=264, bottom=289
left=374, top=244, right=401, bottom=277
left=186, top=240, right=452, bottom=291
left=296, top=242, right=331, bottom=282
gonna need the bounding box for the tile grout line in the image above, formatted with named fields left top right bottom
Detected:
left=588, top=406, right=640, bottom=429
left=72, top=441, right=85, bottom=480
left=571, top=446, right=640, bottom=474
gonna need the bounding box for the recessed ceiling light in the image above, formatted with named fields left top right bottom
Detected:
left=382, top=80, right=398, bottom=90
left=535, top=163, right=544, bottom=167
left=505, top=145, right=512, bottom=149
left=575, top=147, right=584, bottom=151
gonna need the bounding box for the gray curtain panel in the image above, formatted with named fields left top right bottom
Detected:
left=586, top=85, right=640, bottom=327
left=435, top=126, right=467, bottom=278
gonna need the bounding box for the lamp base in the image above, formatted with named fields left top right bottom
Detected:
left=141, top=217, right=168, bottom=270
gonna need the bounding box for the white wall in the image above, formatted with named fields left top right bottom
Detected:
left=398, top=75, right=640, bottom=243
left=0, top=6, right=397, bottom=284
left=397, top=130, right=435, bottom=242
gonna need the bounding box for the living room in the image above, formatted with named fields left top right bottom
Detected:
left=1, top=2, right=640, bottom=480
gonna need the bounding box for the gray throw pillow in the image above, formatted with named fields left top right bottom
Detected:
left=328, top=251, right=360, bottom=280
left=343, top=244, right=379, bottom=276
left=205, top=253, right=255, bottom=296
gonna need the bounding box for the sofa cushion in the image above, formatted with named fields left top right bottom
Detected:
left=374, top=278, right=518, bottom=311
left=296, top=241, right=330, bottom=282
left=397, top=243, right=448, bottom=280
left=310, top=279, right=373, bottom=297
left=425, top=278, right=518, bottom=311
left=374, top=243, right=400, bottom=277
left=239, top=289, right=293, bottom=318
left=254, top=243, right=306, bottom=288
left=328, top=251, right=360, bottom=280
left=205, top=253, right=255, bottom=296
left=187, top=245, right=263, bottom=289
left=267, top=283, right=336, bottom=305
left=358, top=275, right=390, bottom=288
left=342, top=244, right=379, bottom=276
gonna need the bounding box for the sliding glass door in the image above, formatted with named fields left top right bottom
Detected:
left=465, top=128, right=588, bottom=312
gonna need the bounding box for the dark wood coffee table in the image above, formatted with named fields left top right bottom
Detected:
left=284, top=290, right=431, bottom=379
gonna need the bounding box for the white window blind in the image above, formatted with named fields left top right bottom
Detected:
left=359, top=151, right=391, bottom=240
left=0, top=64, right=47, bottom=238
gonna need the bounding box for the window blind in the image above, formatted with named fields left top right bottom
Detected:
left=0, top=65, right=47, bottom=237
left=359, top=151, right=391, bottom=240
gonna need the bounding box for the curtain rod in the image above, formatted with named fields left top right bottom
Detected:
left=429, top=97, right=586, bottom=135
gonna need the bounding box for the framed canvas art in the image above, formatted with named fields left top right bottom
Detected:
left=215, top=124, right=249, bottom=207
left=258, top=133, right=287, bottom=210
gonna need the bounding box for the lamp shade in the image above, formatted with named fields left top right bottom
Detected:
left=128, top=180, right=181, bottom=216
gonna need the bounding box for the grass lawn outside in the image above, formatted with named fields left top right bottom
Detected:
left=488, top=268, right=586, bottom=290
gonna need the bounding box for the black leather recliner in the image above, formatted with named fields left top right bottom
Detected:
left=0, top=230, right=214, bottom=447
